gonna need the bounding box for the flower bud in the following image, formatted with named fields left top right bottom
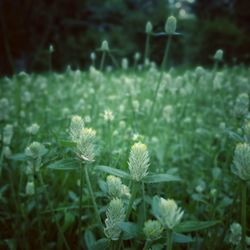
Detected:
left=25, top=181, right=35, bottom=196
left=165, top=16, right=177, bottom=34
left=233, top=143, right=250, bottom=181
left=145, top=21, right=153, bottom=34
left=25, top=141, right=47, bottom=159
left=77, top=127, right=96, bottom=162
left=213, top=49, right=223, bottom=61
left=158, top=198, right=184, bottom=229
left=143, top=220, right=163, bottom=241
left=128, top=142, right=150, bottom=181
left=101, top=40, right=109, bottom=51
left=104, top=198, right=125, bottom=240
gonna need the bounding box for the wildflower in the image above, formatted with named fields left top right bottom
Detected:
left=145, top=21, right=153, bottom=34
left=69, top=115, right=85, bottom=142
left=25, top=141, right=47, bottom=159
left=90, top=52, right=96, bottom=61
left=232, top=143, right=250, bottom=181
left=134, top=52, right=141, bottom=61
left=3, top=146, right=12, bottom=158
left=103, top=109, right=114, bottom=122
left=104, top=198, right=126, bottom=240
left=0, top=98, right=10, bottom=121
left=101, top=40, right=109, bottom=51
left=128, top=142, right=150, bottom=181
left=228, top=223, right=242, bottom=246
left=26, top=123, right=40, bottom=135
left=77, top=128, right=96, bottom=162
left=158, top=198, right=184, bottom=229
left=213, top=49, right=223, bottom=61
left=143, top=220, right=163, bottom=241
left=106, top=175, right=130, bottom=199
left=163, top=105, right=174, bottom=123
left=234, top=93, right=249, bottom=117
left=25, top=180, right=35, bottom=196
left=3, top=124, right=13, bottom=145
left=122, top=58, right=128, bottom=70
left=165, top=16, right=177, bottom=34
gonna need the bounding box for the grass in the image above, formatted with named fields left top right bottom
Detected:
left=0, top=64, right=249, bottom=250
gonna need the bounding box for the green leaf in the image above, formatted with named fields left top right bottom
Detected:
left=143, top=173, right=181, bottom=183
left=119, top=222, right=139, bottom=240
left=173, top=232, right=194, bottom=243
left=9, top=153, right=27, bottom=161
left=95, top=165, right=130, bottom=179
left=84, top=229, right=96, bottom=249
left=89, top=238, right=109, bottom=250
left=62, top=212, right=75, bottom=232
left=174, top=220, right=220, bottom=233
left=59, top=140, right=77, bottom=148
left=47, top=158, right=79, bottom=170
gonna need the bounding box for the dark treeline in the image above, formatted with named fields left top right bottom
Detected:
left=0, top=0, right=250, bottom=75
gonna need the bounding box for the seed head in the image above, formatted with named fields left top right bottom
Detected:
left=145, top=21, right=153, bottom=34
left=77, top=127, right=96, bottom=162
left=165, top=16, right=177, bottom=34
left=213, top=49, right=223, bottom=61
left=233, top=143, right=250, bottom=181
left=101, top=40, right=109, bottom=51
left=143, top=220, right=163, bottom=241
left=128, top=142, right=150, bottom=181
left=104, top=198, right=125, bottom=240
left=158, top=198, right=184, bottom=229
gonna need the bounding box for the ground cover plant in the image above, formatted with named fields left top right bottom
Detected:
left=0, top=16, right=250, bottom=250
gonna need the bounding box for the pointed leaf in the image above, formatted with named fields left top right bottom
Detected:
left=89, top=238, right=109, bottom=250
left=47, top=158, right=79, bottom=170
left=84, top=229, right=96, bottom=249
left=143, top=174, right=181, bottom=183
left=173, top=232, right=194, bottom=243
left=95, top=165, right=130, bottom=179
left=119, top=222, right=139, bottom=240
left=174, top=220, right=220, bottom=233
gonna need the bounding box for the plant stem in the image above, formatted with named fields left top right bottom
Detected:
left=144, top=34, right=151, bottom=65
left=142, top=182, right=146, bottom=222
left=241, top=180, right=247, bottom=250
left=143, top=240, right=151, bottom=250
left=100, top=51, right=106, bottom=71
left=166, top=229, right=173, bottom=250
left=77, top=163, right=84, bottom=250
left=38, top=173, right=71, bottom=250
left=125, top=181, right=137, bottom=220
left=84, top=164, right=102, bottom=227
left=108, top=51, right=119, bottom=69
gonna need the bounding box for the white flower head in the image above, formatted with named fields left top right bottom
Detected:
left=158, top=198, right=184, bottom=229
left=165, top=16, right=177, bottom=34
left=128, top=142, right=150, bottom=181
left=143, top=220, right=163, bottom=240
left=26, top=123, right=40, bottom=135
left=25, top=141, right=47, bottom=159
left=103, top=109, right=114, bottom=122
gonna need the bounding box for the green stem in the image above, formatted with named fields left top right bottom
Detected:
left=84, top=165, right=102, bottom=227
left=125, top=181, right=137, bottom=220
left=241, top=180, right=247, bottom=250
left=161, top=35, right=172, bottom=71
left=108, top=51, right=119, bottom=69
left=100, top=51, right=106, bottom=71
left=38, top=173, right=71, bottom=250
left=166, top=229, right=173, bottom=250
left=144, top=34, right=151, bottom=65
left=143, top=240, right=151, bottom=250
left=142, top=182, right=146, bottom=222
left=77, top=163, right=84, bottom=250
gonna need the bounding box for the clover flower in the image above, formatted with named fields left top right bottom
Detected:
left=103, top=109, right=114, bottom=122
left=104, top=198, right=126, bottom=240
left=213, top=49, right=223, bottom=61
left=25, top=180, right=35, bottom=196
left=101, top=40, right=109, bottom=51
left=228, top=222, right=242, bottom=246
left=26, top=123, right=40, bottom=135
left=143, top=220, right=163, bottom=241
left=128, top=142, right=150, bottom=181
left=145, top=21, right=153, bottom=34
left=165, top=16, right=177, bottom=34
left=3, top=124, right=13, bottom=145
left=232, top=143, right=250, bottom=181
left=234, top=93, right=249, bottom=117
left=106, top=175, right=130, bottom=199
left=70, top=115, right=85, bottom=142
left=158, top=198, right=184, bottom=229
left=25, top=141, right=47, bottom=159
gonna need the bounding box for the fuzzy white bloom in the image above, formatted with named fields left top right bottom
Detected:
left=165, top=16, right=177, bottom=34
left=77, top=128, right=96, bottom=162
left=106, top=175, right=130, bottom=199
left=25, top=181, right=35, bottom=196
left=145, top=21, right=153, bottom=34
left=101, top=40, right=109, bottom=51
left=26, top=123, right=40, bottom=135
left=70, top=115, right=85, bottom=142
left=143, top=220, right=163, bottom=241
left=104, top=198, right=126, bottom=240
left=3, top=124, right=13, bottom=145
left=158, top=198, right=184, bottom=229
left=233, top=143, right=250, bottom=181
left=213, top=49, right=223, bottom=61
left=103, top=109, right=114, bottom=122
left=25, top=141, right=47, bottom=159
left=234, top=93, right=249, bottom=117
left=228, top=222, right=242, bottom=246
left=128, top=142, right=150, bottom=181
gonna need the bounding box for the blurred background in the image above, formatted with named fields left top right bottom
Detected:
left=1, top=0, right=250, bottom=75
